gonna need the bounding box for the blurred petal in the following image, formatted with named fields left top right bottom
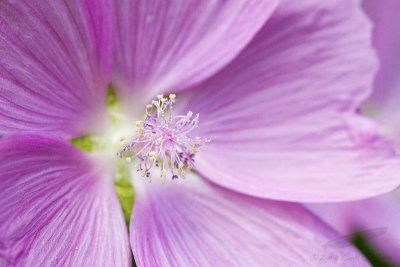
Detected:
left=112, top=0, right=279, bottom=115
left=0, top=134, right=130, bottom=266
left=362, top=0, right=400, bottom=142
left=0, top=0, right=113, bottom=138
left=130, top=172, right=370, bottom=267
left=307, top=191, right=400, bottom=265
left=176, top=0, right=400, bottom=202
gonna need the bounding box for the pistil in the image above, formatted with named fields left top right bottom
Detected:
left=118, top=94, right=210, bottom=183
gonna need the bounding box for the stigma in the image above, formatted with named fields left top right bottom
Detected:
left=118, top=94, right=210, bottom=183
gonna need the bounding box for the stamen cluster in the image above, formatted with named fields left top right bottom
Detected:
left=118, top=94, right=210, bottom=183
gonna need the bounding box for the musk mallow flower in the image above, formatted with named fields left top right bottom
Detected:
left=307, top=0, right=400, bottom=265
left=1, top=0, right=400, bottom=266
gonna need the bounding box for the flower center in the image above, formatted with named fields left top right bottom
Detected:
left=118, top=94, right=210, bottom=183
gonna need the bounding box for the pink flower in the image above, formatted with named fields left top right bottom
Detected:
left=308, top=0, right=400, bottom=265
left=0, top=0, right=399, bottom=266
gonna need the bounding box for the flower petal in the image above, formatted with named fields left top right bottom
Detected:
left=111, top=0, right=280, bottom=114
left=130, top=173, right=370, bottom=267
left=0, top=0, right=113, bottom=138
left=0, top=134, right=130, bottom=266
left=307, top=191, right=400, bottom=265
left=176, top=0, right=400, bottom=202
left=362, top=0, right=400, bottom=142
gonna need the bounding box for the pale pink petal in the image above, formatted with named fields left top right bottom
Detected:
left=112, top=0, right=280, bottom=116
left=362, top=0, right=400, bottom=143
left=175, top=0, right=400, bottom=202
left=307, top=191, right=400, bottom=265
left=0, top=0, right=113, bottom=138
left=0, top=134, right=130, bottom=266
left=130, top=173, right=370, bottom=267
